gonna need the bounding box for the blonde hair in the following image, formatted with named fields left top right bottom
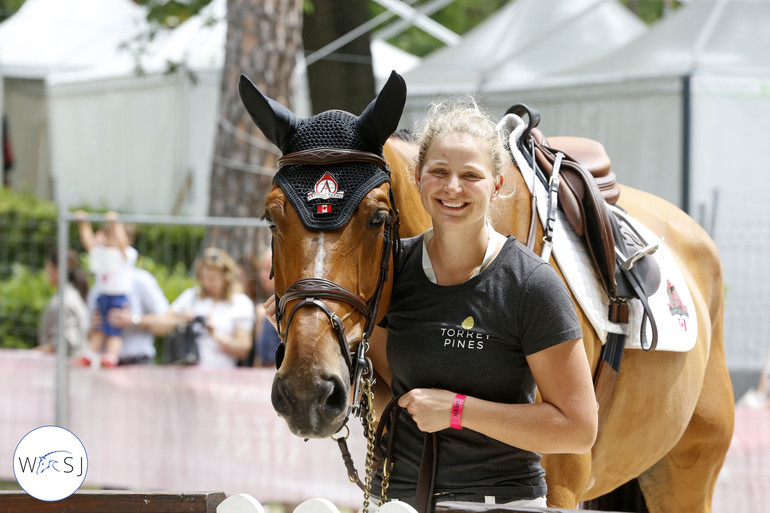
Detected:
left=195, top=247, right=242, bottom=301
left=413, top=96, right=508, bottom=183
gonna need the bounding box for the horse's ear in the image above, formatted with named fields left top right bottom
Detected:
left=239, top=74, right=298, bottom=151
left=357, top=70, right=407, bottom=147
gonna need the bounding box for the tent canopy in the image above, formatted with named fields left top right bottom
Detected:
left=558, top=0, right=770, bottom=81
left=403, top=0, right=647, bottom=95
left=0, top=0, right=151, bottom=79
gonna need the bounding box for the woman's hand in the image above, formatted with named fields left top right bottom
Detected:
left=264, top=295, right=278, bottom=331
left=398, top=388, right=457, bottom=433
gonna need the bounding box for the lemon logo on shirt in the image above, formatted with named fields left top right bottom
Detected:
left=461, top=316, right=474, bottom=330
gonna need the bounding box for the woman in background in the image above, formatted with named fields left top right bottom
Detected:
left=36, top=248, right=90, bottom=356
left=165, top=247, right=254, bottom=368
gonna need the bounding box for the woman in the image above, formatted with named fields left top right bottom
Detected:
left=37, top=248, right=90, bottom=356
left=365, top=99, right=598, bottom=508
left=168, top=247, right=255, bottom=368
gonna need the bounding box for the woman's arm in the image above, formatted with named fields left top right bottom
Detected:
left=213, top=326, right=253, bottom=360
left=368, top=325, right=393, bottom=418
left=399, top=338, right=598, bottom=455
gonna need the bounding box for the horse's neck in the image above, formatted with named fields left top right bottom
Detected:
left=489, top=160, right=537, bottom=245
left=384, top=137, right=431, bottom=237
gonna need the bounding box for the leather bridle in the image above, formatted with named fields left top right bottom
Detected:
left=272, top=147, right=401, bottom=416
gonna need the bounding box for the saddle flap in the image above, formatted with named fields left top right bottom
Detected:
left=533, top=141, right=618, bottom=297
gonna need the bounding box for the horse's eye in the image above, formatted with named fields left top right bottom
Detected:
left=263, top=213, right=277, bottom=232
left=368, top=210, right=390, bottom=228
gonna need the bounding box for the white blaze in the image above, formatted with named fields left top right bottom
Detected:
left=314, top=232, right=326, bottom=277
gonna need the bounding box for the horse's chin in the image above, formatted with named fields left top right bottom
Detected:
left=282, top=414, right=348, bottom=440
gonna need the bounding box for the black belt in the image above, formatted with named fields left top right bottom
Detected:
left=118, top=355, right=153, bottom=365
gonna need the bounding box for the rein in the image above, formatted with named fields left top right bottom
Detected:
left=271, top=146, right=401, bottom=510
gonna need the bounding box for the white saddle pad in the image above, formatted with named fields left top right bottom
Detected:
left=551, top=206, right=697, bottom=352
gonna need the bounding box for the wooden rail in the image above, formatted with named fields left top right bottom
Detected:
left=0, top=490, right=226, bottom=513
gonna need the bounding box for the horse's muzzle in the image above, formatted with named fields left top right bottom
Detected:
left=271, top=371, right=349, bottom=438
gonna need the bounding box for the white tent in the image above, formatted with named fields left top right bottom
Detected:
left=435, top=0, right=770, bottom=373
left=0, top=0, right=154, bottom=201
left=401, top=0, right=647, bottom=104
left=2, top=0, right=420, bottom=214
left=44, top=0, right=224, bottom=216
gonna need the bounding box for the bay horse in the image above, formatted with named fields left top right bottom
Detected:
left=238, top=71, right=734, bottom=512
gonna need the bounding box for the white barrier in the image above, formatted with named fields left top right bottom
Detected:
left=0, top=349, right=367, bottom=508
left=217, top=496, right=418, bottom=513
left=1, top=348, right=768, bottom=511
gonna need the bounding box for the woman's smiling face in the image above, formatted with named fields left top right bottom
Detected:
left=415, top=131, right=502, bottom=231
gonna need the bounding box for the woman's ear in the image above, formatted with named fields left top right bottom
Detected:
left=491, top=174, right=504, bottom=201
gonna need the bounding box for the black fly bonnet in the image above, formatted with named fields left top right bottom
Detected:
left=238, top=72, right=406, bottom=398
left=239, top=72, right=406, bottom=231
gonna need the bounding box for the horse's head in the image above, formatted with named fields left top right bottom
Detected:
left=239, top=72, right=407, bottom=438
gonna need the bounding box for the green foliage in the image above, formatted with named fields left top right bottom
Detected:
left=136, top=0, right=212, bottom=27
left=0, top=189, right=206, bottom=277
left=371, top=0, right=509, bottom=57
left=135, top=256, right=197, bottom=302
left=0, top=0, right=24, bottom=22
left=0, top=258, right=196, bottom=350
left=0, top=189, right=65, bottom=277
left=0, top=264, right=53, bottom=349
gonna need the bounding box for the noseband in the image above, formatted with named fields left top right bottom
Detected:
left=272, top=147, right=400, bottom=415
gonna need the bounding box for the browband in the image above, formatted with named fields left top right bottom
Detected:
left=277, top=147, right=389, bottom=173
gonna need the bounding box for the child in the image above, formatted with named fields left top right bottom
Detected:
left=74, top=210, right=137, bottom=368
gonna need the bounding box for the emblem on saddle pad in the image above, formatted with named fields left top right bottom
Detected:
left=308, top=173, right=345, bottom=201
left=666, top=280, right=689, bottom=318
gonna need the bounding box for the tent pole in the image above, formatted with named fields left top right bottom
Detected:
left=681, top=73, right=691, bottom=214
left=55, top=203, right=69, bottom=428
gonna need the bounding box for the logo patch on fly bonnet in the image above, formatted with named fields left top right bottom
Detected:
left=308, top=173, right=344, bottom=201
left=273, top=110, right=390, bottom=232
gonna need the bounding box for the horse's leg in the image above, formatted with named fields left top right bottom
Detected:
left=542, top=452, right=592, bottom=508
left=636, top=306, right=734, bottom=513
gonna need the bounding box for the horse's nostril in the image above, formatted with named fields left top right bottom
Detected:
left=271, top=375, right=291, bottom=416
left=321, top=375, right=348, bottom=417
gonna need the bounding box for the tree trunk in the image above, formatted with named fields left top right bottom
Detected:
left=207, top=0, right=303, bottom=269
left=303, top=0, right=376, bottom=114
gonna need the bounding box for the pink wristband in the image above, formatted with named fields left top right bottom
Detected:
left=450, top=394, right=466, bottom=430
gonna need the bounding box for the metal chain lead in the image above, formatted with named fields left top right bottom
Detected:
left=362, top=376, right=377, bottom=513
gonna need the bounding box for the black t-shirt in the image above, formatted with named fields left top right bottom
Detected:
left=376, top=234, right=582, bottom=501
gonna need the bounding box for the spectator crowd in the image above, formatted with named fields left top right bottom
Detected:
left=34, top=211, right=280, bottom=370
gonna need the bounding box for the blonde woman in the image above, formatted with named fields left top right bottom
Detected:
left=169, top=248, right=255, bottom=368
left=366, top=98, right=597, bottom=508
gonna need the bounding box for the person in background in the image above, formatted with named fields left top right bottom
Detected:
left=84, top=266, right=171, bottom=366
left=163, top=247, right=255, bottom=369
left=36, top=248, right=90, bottom=356
left=253, top=249, right=281, bottom=367
left=757, top=350, right=770, bottom=407
left=75, top=210, right=137, bottom=367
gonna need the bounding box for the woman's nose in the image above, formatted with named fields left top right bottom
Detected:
left=444, top=174, right=462, bottom=193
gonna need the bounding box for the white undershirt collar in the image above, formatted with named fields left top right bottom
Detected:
left=421, top=221, right=507, bottom=284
